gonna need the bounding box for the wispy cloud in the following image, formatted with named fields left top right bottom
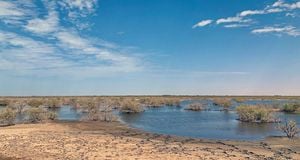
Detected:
left=251, top=26, right=300, bottom=36
left=0, top=0, right=143, bottom=77
left=192, top=19, right=213, bottom=28
left=193, top=0, right=300, bottom=37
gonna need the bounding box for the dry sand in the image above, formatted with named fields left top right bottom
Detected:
left=0, top=121, right=299, bottom=160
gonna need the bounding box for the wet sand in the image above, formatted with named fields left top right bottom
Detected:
left=0, top=121, right=299, bottom=160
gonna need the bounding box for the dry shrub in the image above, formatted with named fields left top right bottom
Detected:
left=79, top=99, right=117, bottom=122
left=0, top=108, right=17, bottom=125
left=27, top=99, right=43, bottom=108
left=213, top=98, right=232, bottom=110
left=27, top=107, right=45, bottom=122
left=46, top=98, right=61, bottom=108
left=120, top=99, right=143, bottom=113
left=46, top=111, right=58, bottom=120
left=236, top=105, right=278, bottom=123
left=185, top=103, right=204, bottom=111
left=278, top=120, right=299, bottom=138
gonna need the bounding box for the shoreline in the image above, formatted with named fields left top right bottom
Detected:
left=0, top=120, right=299, bottom=159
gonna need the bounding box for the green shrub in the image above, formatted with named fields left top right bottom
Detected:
left=236, top=105, right=277, bottom=123
left=27, top=108, right=45, bottom=122
left=0, top=108, right=16, bottom=125
left=282, top=104, right=300, bottom=113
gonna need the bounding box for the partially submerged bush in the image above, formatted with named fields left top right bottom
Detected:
left=236, top=105, right=278, bottom=123
left=185, top=103, right=204, bottom=111
left=282, top=103, right=300, bottom=113
left=0, top=108, right=17, bottom=125
left=27, top=99, right=43, bottom=108
left=278, top=120, right=299, bottom=138
left=27, top=108, right=45, bottom=122
left=46, top=111, right=58, bottom=120
left=0, top=99, right=10, bottom=106
left=45, top=98, right=61, bottom=108
left=120, top=99, right=143, bottom=113
left=213, top=98, right=232, bottom=110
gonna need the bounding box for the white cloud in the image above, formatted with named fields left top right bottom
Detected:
left=0, top=1, right=24, bottom=16
left=194, top=0, right=300, bottom=37
left=239, top=10, right=265, bottom=17
left=0, top=0, right=143, bottom=76
left=224, top=24, right=249, bottom=28
left=192, top=19, right=213, bottom=28
left=272, top=0, right=300, bottom=10
left=251, top=26, right=300, bottom=36
left=216, top=17, right=244, bottom=24
left=25, top=11, right=59, bottom=34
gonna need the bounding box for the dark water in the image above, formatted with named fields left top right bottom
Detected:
left=120, top=100, right=300, bottom=141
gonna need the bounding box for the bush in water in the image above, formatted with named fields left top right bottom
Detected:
left=278, top=120, right=299, bottom=138
left=236, top=105, right=278, bottom=123
left=27, top=107, right=45, bottom=123
left=185, top=103, right=204, bottom=111
left=0, top=108, right=17, bottom=126
left=282, top=103, right=300, bottom=113
left=120, top=99, right=144, bottom=113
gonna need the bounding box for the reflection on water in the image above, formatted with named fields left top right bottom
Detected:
left=49, top=105, right=84, bottom=121
left=120, top=100, right=300, bottom=140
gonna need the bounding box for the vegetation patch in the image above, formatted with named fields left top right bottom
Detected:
left=213, top=98, right=232, bottom=111
left=0, top=108, right=17, bottom=126
left=120, top=99, right=144, bottom=113
left=236, top=105, right=279, bottom=123
left=281, top=103, right=300, bottom=113
left=185, top=103, right=204, bottom=111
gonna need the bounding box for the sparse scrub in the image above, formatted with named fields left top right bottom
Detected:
left=236, top=105, right=278, bottom=123
left=185, top=103, right=204, bottom=111
left=0, top=108, right=17, bottom=125
left=278, top=120, right=299, bottom=138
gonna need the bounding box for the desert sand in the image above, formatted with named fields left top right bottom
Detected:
left=0, top=121, right=299, bottom=160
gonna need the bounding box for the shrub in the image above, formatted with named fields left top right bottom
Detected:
left=278, top=120, right=299, bottom=138
left=0, top=99, right=10, bottom=106
left=46, top=111, right=57, bottom=120
left=282, top=103, right=300, bottom=113
left=120, top=99, right=143, bottom=113
left=236, top=105, right=278, bottom=123
left=27, top=99, right=43, bottom=108
left=185, top=103, right=204, bottom=111
left=27, top=108, right=45, bottom=122
left=0, top=108, right=16, bottom=125
left=213, top=98, right=232, bottom=110
left=46, top=99, right=61, bottom=108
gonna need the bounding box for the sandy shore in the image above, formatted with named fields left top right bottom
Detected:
left=0, top=121, right=299, bottom=160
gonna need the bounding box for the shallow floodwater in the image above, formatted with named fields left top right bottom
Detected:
left=49, top=105, right=84, bottom=121
left=120, top=100, right=300, bottom=141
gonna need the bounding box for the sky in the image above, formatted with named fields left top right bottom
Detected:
left=0, top=0, right=300, bottom=96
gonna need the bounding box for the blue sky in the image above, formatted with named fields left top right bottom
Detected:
left=0, top=0, right=300, bottom=96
